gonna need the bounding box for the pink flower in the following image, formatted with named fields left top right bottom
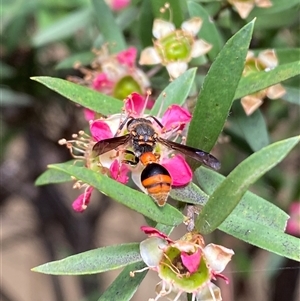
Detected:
left=124, top=92, right=147, bottom=117
left=131, top=226, right=234, bottom=301
left=286, top=202, right=300, bottom=236
left=84, top=108, right=95, bottom=121
left=72, top=186, right=94, bottom=212
left=117, top=47, right=137, bottom=68
left=90, top=119, right=113, bottom=141
left=68, top=46, right=150, bottom=109
left=110, top=159, right=130, bottom=184
left=161, top=154, right=192, bottom=186
left=105, top=0, right=130, bottom=11
left=92, top=73, right=114, bottom=92
left=161, top=105, right=192, bottom=130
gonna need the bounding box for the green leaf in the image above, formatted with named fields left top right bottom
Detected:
left=195, top=136, right=300, bottom=234
left=32, top=243, right=141, bottom=275
left=196, top=167, right=288, bottom=231
left=282, top=86, right=300, bottom=105
left=252, top=8, right=299, bottom=30
left=98, top=262, right=147, bottom=301
left=30, top=77, right=123, bottom=115
left=221, top=221, right=300, bottom=262
left=49, top=163, right=184, bottom=226
left=170, top=182, right=208, bottom=206
left=32, top=8, right=91, bottom=47
left=231, top=102, right=269, bottom=152
left=35, top=161, right=83, bottom=186
left=249, top=0, right=300, bottom=16
left=55, top=51, right=94, bottom=69
left=187, top=20, right=255, bottom=169
left=35, top=168, right=72, bottom=185
left=150, top=68, right=197, bottom=116
left=188, top=1, right=224, bottom=60
left=196, top=168, right=300, bottom=261
left=276, top=48, right=300, bottom=65
left=234, top=61, right=300, bottom=100
left=138, top=0, right=154, bottom=48
left=91, top=0, right=126, bottom=53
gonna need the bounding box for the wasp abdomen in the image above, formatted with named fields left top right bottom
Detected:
left=141, top=163, right=172, bottom=207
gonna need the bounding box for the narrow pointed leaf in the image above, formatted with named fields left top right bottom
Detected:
left=195, top=136, right=300, bottom=234
left=91, top=0, right=126, bottom=52
left=187, top=20, right=255, bottom=169
left=234, top=61, right=300, bottom=100
left=48, top=163, right=184, bottom=226
left=188, top=1, right=224, bottom=59
left=138, top=0, right=154, bottom=47
left=249, top=0, right=300, bottom=16
left=32, top=8, right=91, bottom=47
left=221, top=217, right=300, bottom=261
left=55, top=51, right=94, bottom=70
left=35, top=161, right=84, bottom=186
left=32, top=243, right=141, bottom=275
left=170, top=182, right=208, bottom=206
left=98, top=262, right=147, bottom=301
left=35, top=168, right=73, bottom=185
left=31, top=77, right=123, bottom=115
left=282, top=86, right=300, bottom=105
left=196, top=167, right=289, bottom=231
left=231, top=102, right=269, bottom=152
left=195, top=172, right=300, bottom=262
left=150, top=68, right=197, bottom=116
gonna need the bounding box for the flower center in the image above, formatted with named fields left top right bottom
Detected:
left=159, top=247, right=210, bottom=292
left=243, top=58, right=265, bottom=76
left=155, top=30, right=193, bottom=63
left=113, top=75, right=142, bottom=99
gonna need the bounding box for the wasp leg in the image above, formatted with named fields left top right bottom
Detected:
left=121, top=150, right=139, bottom=166
left=114, top=116, right=132, bottom=137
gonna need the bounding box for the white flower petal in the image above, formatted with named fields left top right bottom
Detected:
left=230, top=1, right=254, bottom=19
left=181, top=17, right=203, bottom=36
left=266, top=84, right=286, bottom=99
left=131, top=165, right=147, bottom=193
left=133, top=69, right=151, bottom=89
left=140, top=237, right=167, bottom=267
left=256, top=0, right=273, bottom=8
left=191, top=39, right=212, bottom=58
left=241, top=95, right=264, bottom=116
left=203, top=243, right=234, bottom=273
left=139, top=47, right=162, bottom=65
left=153, top=19, right=175, bottom=39
left=246, top=50, right=255, bottom=60
left=258, top=49, right=278, bottom=70
left=166, top=62, right=188, bottom=79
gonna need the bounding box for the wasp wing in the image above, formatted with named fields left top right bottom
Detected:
left=157, top=137, right=221, bottom=170
left=93, top=134, right=131, bottom=156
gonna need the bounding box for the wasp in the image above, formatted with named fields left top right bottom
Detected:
left=92, top=116, right=220, bottom=205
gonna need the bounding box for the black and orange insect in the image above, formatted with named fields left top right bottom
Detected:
left=92, top=116, right=220, bottom=205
